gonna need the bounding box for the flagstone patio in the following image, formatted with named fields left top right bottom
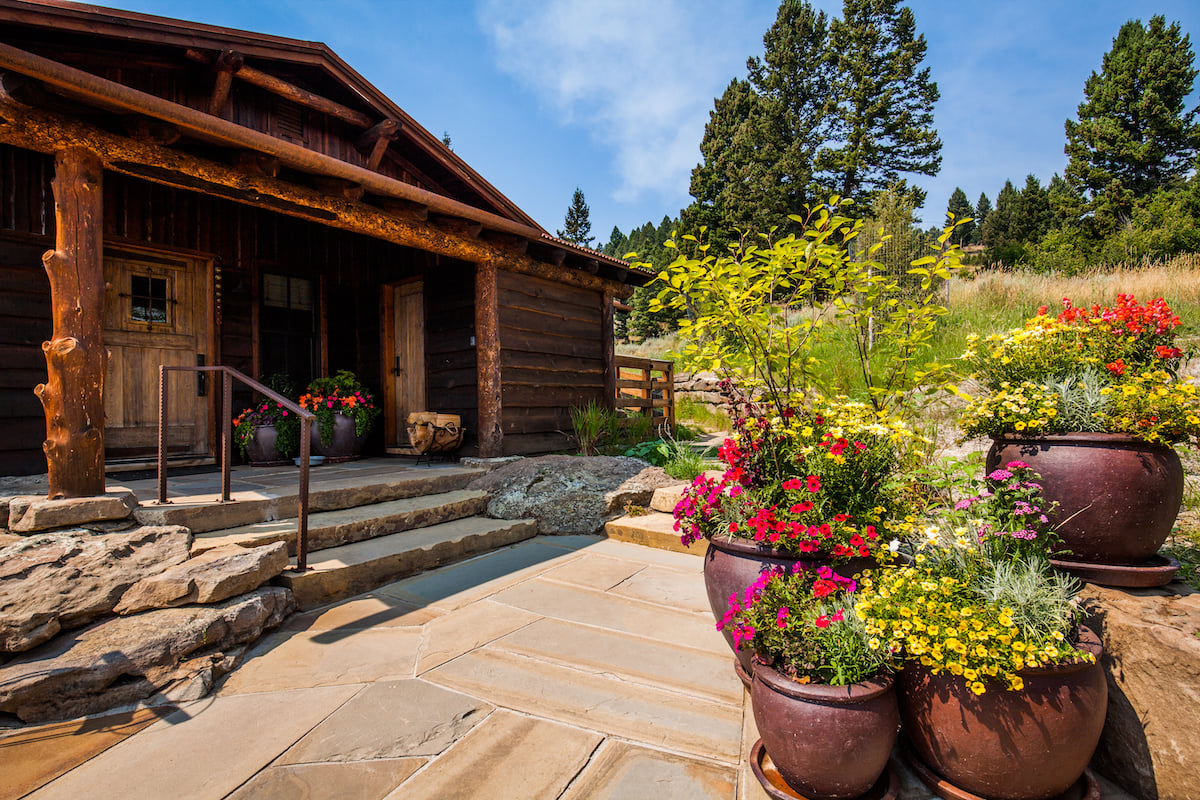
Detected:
left=1, top=534, right=1136, bottom=799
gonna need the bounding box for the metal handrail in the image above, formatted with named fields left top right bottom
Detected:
left=155, top=365, right=318, bottom=570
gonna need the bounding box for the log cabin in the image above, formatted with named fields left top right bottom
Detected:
left=0, top=0, right=651, bottom=487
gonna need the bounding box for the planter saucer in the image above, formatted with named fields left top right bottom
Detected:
left=734, top=657, right=752, bottom=691
left=1051, top=554, right=1180, bottom=588
left=750, top=739, right=898, bottom=800
left=903, top=741, right=1099, bottom=800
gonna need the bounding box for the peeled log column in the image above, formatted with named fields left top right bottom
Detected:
left=475, top=259, right=503, bottom=458
left=35, top=148, right=106, bottom=498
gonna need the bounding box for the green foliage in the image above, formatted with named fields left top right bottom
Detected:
left=972, top=192, right=992, bottom=246
left=557, top=187, right=594, bottom=247
left=818, top=0, right=941, bottom=207
left=945, top=188, right=975, bottom=246
left=623, top=436, right=715, bottom=481
left=651, top=199, right=963, bottom=415
left=607, top=217, right=687, bottom=340
left=1064, top=15, right=1199, bottom=201
left=675, top=397, right=731, bottom=432
left=301, top=370, right=380, bottom=445
left=569, top=400, right=618, bottom=456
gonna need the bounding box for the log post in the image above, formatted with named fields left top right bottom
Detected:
left=35, top=148, right=106, bottom=499
left=602, top=290, right=616, bottom=410
left=475, top=259, right=503, bottom=457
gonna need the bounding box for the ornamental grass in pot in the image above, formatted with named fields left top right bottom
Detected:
left=673, top=394, right=915, bottom=676
left=956, top=295, right=1198, bottom=582
left=856, top=461, right=1106, bottom=800
left=725, top=565, right=899, bottom=800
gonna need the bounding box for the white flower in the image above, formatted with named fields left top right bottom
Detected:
left=887, top=539, right=901, bottom=554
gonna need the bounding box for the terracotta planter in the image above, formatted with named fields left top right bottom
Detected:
left=752, top=659, right=899, bottom=800
left=704, top=536, right=875, bottom=676
left=900, top=626, right=1107, bottom=800
left=311, top=412, right=368, bottom=462
left=987, top=433, right=1183, bottom=565
left=244, top=425, right=290, bottom=466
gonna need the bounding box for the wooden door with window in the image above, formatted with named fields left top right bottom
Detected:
left=103, top=252, right=210, bottom=461
left=383, top=280, right=426, bottom=453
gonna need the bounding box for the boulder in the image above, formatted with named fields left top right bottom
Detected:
left=114, top=541, right=290, bottom=614
left=7, top=491, right=138, bottom=532
left=468, top=456, right=677, bottom=534
left=0, top=526, right=192, bottom=652
left=0, top=587, right=294, bottom=722
left=1081, top=583, right=1200, bottom=800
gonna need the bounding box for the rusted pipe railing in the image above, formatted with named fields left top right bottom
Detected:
left=156, top=365, right=317, bottom=571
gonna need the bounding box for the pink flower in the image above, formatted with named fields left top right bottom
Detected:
left=814, top=615, right=831, bottom=629
left=806, top=476, right=821, bottom=493
left=776, top=607, right=789, bottom=628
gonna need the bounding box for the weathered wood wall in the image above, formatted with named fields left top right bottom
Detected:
left=497, top=270, right=606, bottom=455
left=425, top=259, right=479, bottom=451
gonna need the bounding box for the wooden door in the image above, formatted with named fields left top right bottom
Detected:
left=103, top=252, right=210, bottom=460
left=383, top=280, right=426, bottom=453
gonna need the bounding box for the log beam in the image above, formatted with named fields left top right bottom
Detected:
left=475, top=259, right=503, bottom=457
left=313, top=176, right=365, bottom=202
left=121, top=116, right=181, bottom=145
left=232, top=150, right=279, bottom=177
left=0, top=82, right=636, bottom=298
left=187, top=48, right=373, bottom=129
left=36, top=148, right=106, bottom=498
left=208, top=50, right=243, bottom=117
left=356, top=118, right=400, bottom=172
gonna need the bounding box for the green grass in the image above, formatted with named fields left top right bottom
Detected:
left=676, top=397, right=730, bottom=433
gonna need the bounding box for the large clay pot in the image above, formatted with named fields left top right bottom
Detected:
left=245, top=425, right=290, bottom=466
left=900, top=626, right=1107, bottom=800
left=704, top=536, right=875, bottom=676
left=311, top=412, right=368, bottom=462
left=752, top=659, right=899, bottom=800
left=987, top=433, right=1184, bottom=564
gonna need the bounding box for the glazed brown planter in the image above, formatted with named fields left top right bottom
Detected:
left=987, top=433, right=1183, bottom=565
left=311, top=412, right=369, bottom=462
left=244, top=425, right=290, bottom=466
left=900, top=626, right=1107, bottom=800
left=703, top=537, right=874, bottom=675
left=752, top=659, right=899, bottom=800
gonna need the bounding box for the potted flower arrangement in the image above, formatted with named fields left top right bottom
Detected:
left=232, top=374, right=300, bottom=465
left=856, top=461, right=1107, bottom=800
left=956, top=294, right=1199, bottom=585
left=724, top=565, right=899, bottom=800
left=673, top=392, right=917, bottom=679
left=299, top=369, right=381, bottom=462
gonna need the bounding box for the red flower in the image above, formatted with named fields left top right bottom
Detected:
left=806, top=476, right=821, bottom=493
left=1105, top=359, right=1126, bottom=376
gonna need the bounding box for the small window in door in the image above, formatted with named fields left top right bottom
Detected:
left=130, top=274, right=169, bottom=324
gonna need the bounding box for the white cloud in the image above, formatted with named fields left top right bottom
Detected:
left=477, top=0, right=768, bottom=204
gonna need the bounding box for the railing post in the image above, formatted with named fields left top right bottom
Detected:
left=221, top=370, right=232, bottom=502
left=297, top=416, right=310, bottom=572
left=156, top=364, right=169, bottom=504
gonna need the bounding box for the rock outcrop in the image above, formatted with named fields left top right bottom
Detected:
left=114, top=541, right=290, bottom=614
left=0, top=587, right=295, bottom=722
left=0, top=526, right=192, bottom=652
left=7, top=492, right=138, bottom=532
left=1081, top=583, right=1200, bottom=800
left=468, top=456, right=678, bottom=534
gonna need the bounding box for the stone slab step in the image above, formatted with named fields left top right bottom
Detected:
left=276, top=516, right=539, bottom=610
left=134, top=466, right=484, bottom=533
left=604, top=512, right=699, bottom=556
left=190, top=490, right=490, bottom=557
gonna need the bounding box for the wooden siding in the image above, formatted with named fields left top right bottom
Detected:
left=0, top=236, right=52, bottom=474
left=424, top=259, right=479, bottom=451
left=497, top=270, right=605, bottom=455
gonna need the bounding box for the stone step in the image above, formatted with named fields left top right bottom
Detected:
left=276, top=516, right=539, bottom=610
left=604, top=511, right=700, bottom=556
left=190, top=490, right=491, bottom=557
left=134, top=466, right=485, bottom=533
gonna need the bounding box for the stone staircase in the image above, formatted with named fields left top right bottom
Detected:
left=133, top=464, right=538, bottom=610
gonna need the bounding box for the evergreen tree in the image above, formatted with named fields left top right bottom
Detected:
left=1046, top=174, right=1086, bottom=231
left=982, top=180, right=1023, bottom=264
left=1065, top=16, right=1200, bottom=199
left=819, top=0, right=942, bottom=208
left=1015, top=175, right=1052, bottom=245
left=557, top=187, right=594, bottom=247
left=972, top=192, right=992, bottom=245
left=601, top=225, right=630, bottom=259
left=944, top=187, right=975, bottom=245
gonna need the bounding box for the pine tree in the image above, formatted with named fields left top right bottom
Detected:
left=557, top=187, right=594, bottom=247
left=982, top=180, right=1022, bottom=264
left=1014, top=175, right=1052, bottom=245
left=601, top=225, right=630, bottom=259
left=1047, top=174, right=1086, bottom=231
left=819, top=0, right=942, bottom=208
left=972, top=192, right=992, bottom=245
left=1065, top=15, right=1200, bottom=199
left=944, top=187, right=975, bottom=245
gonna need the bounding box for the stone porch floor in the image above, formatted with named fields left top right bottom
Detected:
left=1, top=515, right=1136, bottom=798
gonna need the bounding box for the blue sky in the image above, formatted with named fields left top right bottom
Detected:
left=95, top=1, right=1200, bottom=240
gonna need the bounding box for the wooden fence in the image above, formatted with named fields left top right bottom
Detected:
left=614, top=355, right=674, bottom=431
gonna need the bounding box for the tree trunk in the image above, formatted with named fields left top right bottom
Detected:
left=475, top=259, right=503, bottom=457
left=35, top=148, right=106, bottom=499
